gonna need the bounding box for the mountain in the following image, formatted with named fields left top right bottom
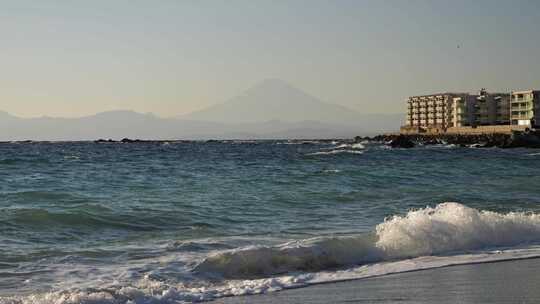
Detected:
left=0, top=80, right=403, bottom=140
left=0, top=111, right=374, bottom=141
left=183, top=79, right=366, bottom=125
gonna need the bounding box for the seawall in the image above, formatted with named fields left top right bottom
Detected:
left=369, top=130, right=540, bottom=149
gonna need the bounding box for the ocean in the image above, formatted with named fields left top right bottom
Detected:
left=1, top=140, right=540, bottom=303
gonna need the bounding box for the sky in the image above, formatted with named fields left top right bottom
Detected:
left=1, top=0, right=540, bottom=118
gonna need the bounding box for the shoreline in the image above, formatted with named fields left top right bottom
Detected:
left=212, top=257, right=540, bottom=304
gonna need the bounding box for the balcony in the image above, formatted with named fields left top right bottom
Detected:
left=511, top=114, right=533, bottom=120
left=512, top=95, right=534, bottom=101
left=511, top=104, right=533, bottom=111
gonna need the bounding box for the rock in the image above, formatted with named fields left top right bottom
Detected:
left=355, top=131, right=540, bottom=149
left=505, top=131, right=540, bottom=148
left=94, top=138, right=116, bottom=143
left=121, top=138, right=143, bottom=143
left=424, top=138, right=441, bottom=145
left=388, top=135, right=415, bottom=148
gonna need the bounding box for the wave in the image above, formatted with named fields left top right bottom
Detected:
left=308, top=142, right=366, bottom=155
left=308, top=149, right=364, bottom=156
left=5, top=248, right=540, bottom=304
left=325, top=142, right=365, bottom=150
left=8, top=208, right=161, bottom=231
left=0, top=158, right=51, bottom=165
left=322, top=169, right=341, bottom=173
left=351, top=143, right=365, bottom=149
left=195, top=202, right=540, bottom=278
left=5, top=203, right=540, bottom=304
left=276, top=140, right=323, bottom=145
left=425, top=143, right=457, bottom=149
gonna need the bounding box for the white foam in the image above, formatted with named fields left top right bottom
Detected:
left=376, top=202, right=540, bottom=258
left=322, top=169, right=341, bottom=173
left=308, top=150, right=363, bottom=156
left=323, top=143, right=364, bottom=150
left=5, top=248, right=540, bottom=304
left=351, top=143, right=365, bottom=149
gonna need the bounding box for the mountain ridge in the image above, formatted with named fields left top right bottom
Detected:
left=0, top=79, right=402, bottom=140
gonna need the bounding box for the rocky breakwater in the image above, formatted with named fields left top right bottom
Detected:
left=367, top=130, right=540, bottom=149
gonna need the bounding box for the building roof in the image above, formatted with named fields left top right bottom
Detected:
left=511, top=89, right=540, bottom=94
left=408, top=92, right=468, bottom=99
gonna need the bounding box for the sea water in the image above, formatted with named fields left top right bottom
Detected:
left=1, top=140, right=540, bottom=303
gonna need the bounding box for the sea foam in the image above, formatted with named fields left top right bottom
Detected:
left=307, top=149, right=364, bottom=155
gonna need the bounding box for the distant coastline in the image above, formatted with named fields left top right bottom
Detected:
left=3, top=129, right=540, bottom=150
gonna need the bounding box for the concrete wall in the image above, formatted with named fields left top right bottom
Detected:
left=400, top=125, right=528, bottom=135
left=445, top=125, right=527, bottom=135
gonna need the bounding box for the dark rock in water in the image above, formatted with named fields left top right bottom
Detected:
left=505, top=131, right=540, bottom=148
left=354, top=136, right=372, bottom=143
left=388, top=135, right=415, bottom=148
left=94, top=138, right=117, bottom=143
left=424, top=138, right=442, bottom=145
left=120, top=138, right=143, bottom=143
left=365, top=130, right=540, bottom=149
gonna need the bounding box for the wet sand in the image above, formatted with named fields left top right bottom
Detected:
left=212, top=257, right=540, bottom=304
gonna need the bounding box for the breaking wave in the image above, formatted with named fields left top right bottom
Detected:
left=195, top=202, right=540, bottom=278
left=5, top=203, right=540, bottom=304
left=308, top=149, right=364, bottom=156
left=308, top=142, right=366, bottom=155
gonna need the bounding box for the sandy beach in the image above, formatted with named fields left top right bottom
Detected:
left=212, top=257, right=540, bottom=304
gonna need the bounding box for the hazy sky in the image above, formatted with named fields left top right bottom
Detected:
left=1, top=0, right=540, bottom=118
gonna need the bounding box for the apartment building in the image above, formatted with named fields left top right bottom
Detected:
left=404, top=89, right=512, bottom=133
left=510, top=90, right=540, bottom=127
left=405, top=93, right=469, bottom=132
left=474, top=89, right=510, bottom=126
left=450, top=94, right=476, bottom=127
